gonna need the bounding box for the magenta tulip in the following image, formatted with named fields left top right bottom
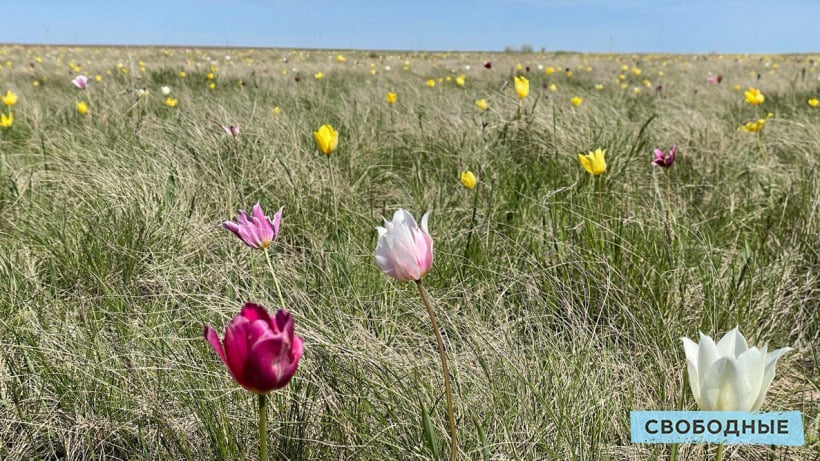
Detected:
left=205, top=303, right=304, bottom=394
left=72, top=75, right=89, bottom=89
left=375, top=209, right=433, bottom=282
left=652, top=145, right=676, bottom=168
left=223, top=203, right=282, bottom=250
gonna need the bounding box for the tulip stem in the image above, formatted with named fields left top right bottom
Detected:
left=755, top=133, right=766, bottom=160
left=258, top=393, right=268, bottom=461
left=463, top=186, right=481, bottom=264
left=715, top=442, right=724, bottom=461
left=264, top=249, right=286, bottom=310
left=415, top=280, right=457, bottom=461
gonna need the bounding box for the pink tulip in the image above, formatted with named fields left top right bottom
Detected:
left=652, top=145, right=676, bottom=168
left=375, top=209, right=433, bottom=282
left=220, top=124, right=240, bottom=137
left=205, top=303, right=304, bottom=394
left=72, top=75, right=89, bottom=89
left=223, top=203, right=283, bottom=250
left=484, top=61, right=492, bottom=69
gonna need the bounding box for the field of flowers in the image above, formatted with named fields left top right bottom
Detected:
left=0, top=45, right=818, bottom=460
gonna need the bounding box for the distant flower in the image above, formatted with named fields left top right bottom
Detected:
left=809, top=98, right=819, bottom=107
left=548, top=83, right=557, bottom=92
left=514, top=76, right=529, bottom=99
left=426, top=79, right=436, bottom=88
left=76, top=101, right=88, bottom=115
left=272, top=106, right=282, bottom=114
left=386, top=92, right=397, bottom=105
left=570, top=96, right=582, bottom=107
left=682, top=327, right=791, bottom=411
left=165, top=97, right=178, bottom=108
left=161, top=86, right=171, bottom=95
left=336, top=54, right=347, bottom=63
left=72, top=75, right=89, bottom=89
left=733, top=84, right=742, bottom=91
left=0, top=112, right=12, bottom=128
left=314, top=72, right=324, bottom=80
left=221, top=124, right=240, bottom=137
left=313, top=124, right=338, bottom=155
left=460, top=171, right=477, bottom=190
left=565, top=70, right=573, bottom=77
left=223, top=203, right=283, bottom=250
left=179, top=71, right=186, bottom=78
left=455, top=75, right=465, bottom=87
left=578, top=148, right=607, bottom=175
left=137, top=88, right=150, bottom=98
left=95, top=75, right=102, bottom=82
left=209, top=82, right=216, bottom=91
left=375, top=209, right=433, bottom=282
left=207, top=72, right=215, bottom=80
left=475, top=99, right=488, bottom=112
left=739, top=113, right=774, bottom=133
left=204, top=303, right=303, bottom=394
left=545, top=66, right=554, bottom=75
left=595, top=84, right=604, bottom=91
left=744, top=87, right=765, bottom=105
left=652, top=145, right=676, bottom=168
left=631, top=67, right=642, bottom=76
left=2, top=90, right=17, bottom=107
left=483, top=61, right=492, bottom=69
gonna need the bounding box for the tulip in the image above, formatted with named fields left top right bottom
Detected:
left=809, top=98, right=818, bottom=107
left=595, top=84, right=604, bottom=91
left=314, top=72, right=324, bottom=80
left=514, top=76, right=529, bottom=99
left=72, top=75, right=89, bottom=89
left=375, top=209, right=433, bottom=282
left=336, top=54, right=347, bottom=63
left=386, top=92, right=397, bottom=105
left=165, top=97, right=178, bottom=107
left=223, top=203, right=283, bottom=250
left=2, top=90, right=17, bottom=107
left=571, top=96, right=582, bottom=107
left=0, top=112, right=12, bottom=128
left=681, top=327, right=790, bottom=412
left=161, top=86, right=171, bottom=95
left=739, top=113, right=774, bottom=133
left=313, top=124, right=338, bottom=155
left=76, top=101, right=88, bottom=115
left=744, top=87, right=765, bottom=105
left=652, top=145, right=676, bottom=168
left=545, top=66, right=554, bottom=75
left=475, top=99, right=488, bottom=111
left=460, top=171, right=476, bottom=190
left=205, top=303, right=303, bottom=394
left=548, top=83, right=557, bottom=92
left=426, top=79, right=436, bottom=88
left=578, top=148, right=607, bottom=175
left=483, top=61, right=492, bottom=69
left=220, top=124, right=240, bottom=137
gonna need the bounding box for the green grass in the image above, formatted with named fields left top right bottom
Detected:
left=0, top=46, right=818, bottom=460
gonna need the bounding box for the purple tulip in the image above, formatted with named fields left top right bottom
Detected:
left=220, top=124, right=240, bottom=137
left=652, top=145, right=676, bottom=168
left=205, top=303, right=304, bottom=394
left=223, top=203, right=283, bottom=250
left=72, top=75, right=89, bottom=89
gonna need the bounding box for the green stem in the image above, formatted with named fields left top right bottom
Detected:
left=264, top=248, right=286, bottom=310
left=715, top=442, right=724, bottom=461
left=755, top=133, right=766, bottom=160
left=462, top=187, right=480, bottom=263
left=415, top=280, right=457, bottom=461
left=258, top=393, right=268, bottom=461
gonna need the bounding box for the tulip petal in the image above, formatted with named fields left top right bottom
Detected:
left=717, top=326, right=748, bottom=358
left=750, top=346, right=791, bottom=411
left=204, top=325, right=228, bottom=366
left=734, top=347, right=765, bottom=411
left=700, top=357, right=746, bottom=411
left=696, top=332, right=720, bottom=386
left=681, top=337, right=702, bottom=408
left=271, top=206, right=284, bottom=241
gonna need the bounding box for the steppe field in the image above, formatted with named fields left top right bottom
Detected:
left=0, top=45, right=818, bottom=460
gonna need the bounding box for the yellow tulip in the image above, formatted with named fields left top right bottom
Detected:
left=578, top=148, right=607, bottom=175
left=548, top=83, right=557, bottom=92
left=571, top=96, right=582, bottom=107
left=514, top=76, right=529, bottom=99
left=426, top=79, right=436, bottom=88
left=209, top=82, right=216, bottom=90
left=455, top=75, right=465, bottom=87
left=165, top=97, right=178, bottom=108
left=516, top=63, right=523, bottom=71
left=808, top=98, right=819, bottom=107
left=733, top=84, right=741, bottom=91
left=545, top=66, right=554, bottom=75
left=272, top=106, right=282, bottom=114
left=178, top=71, right=186, bottom=78
left=336, top=54, right=347, bottom=63
left=460, top=171, right=477, bottom=190
left=207, top=72, right=215, bottom=80
left=3, top=90, right=17, bottom=107
left=313, top=124, right=338, bottom=155
left=0, top=112, right=12, bottom=128
left=631, top=67, right=642, bottom=75
left=595, top=84, right=604, bottom=91
left=475, top=99, right=488, bottom=111
left=744, top=87, right=765, bottom=105
left=76, top=101, right=88, bottom=115
left=95, top=75, right=102, bottom=82
left=386, top=92, right=397, bottom=105
left=314, top=72, right=324, bottom=80
left=565, top=70, right=573, bottom=77
left=739, top=113, right=774, bottom=133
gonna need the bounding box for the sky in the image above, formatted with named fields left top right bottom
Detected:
left=2, top=0, right=819, bottom=54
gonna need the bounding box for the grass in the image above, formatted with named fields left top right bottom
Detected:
left=0, top=45, right=818, bottom=460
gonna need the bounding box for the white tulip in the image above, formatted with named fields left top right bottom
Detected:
left=682, top=327, right=790, bottom=411
left=161, top=86, right=171, bottom=95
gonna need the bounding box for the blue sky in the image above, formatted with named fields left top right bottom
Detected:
left=3, top=1, right=819, bottom=53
